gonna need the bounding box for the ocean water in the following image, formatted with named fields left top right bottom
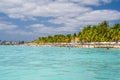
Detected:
left=0, top=46, right=120, bottom=80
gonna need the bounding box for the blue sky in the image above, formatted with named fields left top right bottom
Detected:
left=0, top=0, right=120, bottom=41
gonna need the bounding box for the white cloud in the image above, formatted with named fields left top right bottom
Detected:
left=0, top=0, right=120, bottom=40
left=77, top=10, right=120, bottom=21
left=6, top=30, right=34, bottom=36
left=28, top=9, right=120, bottom=35
left=29, top=23, right=77, bottom=35
left=49, top=10, right=120, bottom=29
left=0, top=21, right=17, bottom=30
left=0, top=20, right=33, bottom=36
left=0, top=0, right=114, bottom=19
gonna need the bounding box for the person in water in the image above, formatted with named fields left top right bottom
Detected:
left=67, top=45, right=70, bottom=49
left=106, top=47, right=109, bottom=50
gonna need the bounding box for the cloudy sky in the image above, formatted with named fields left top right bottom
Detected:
left=0, top=0, right=120, bottom=41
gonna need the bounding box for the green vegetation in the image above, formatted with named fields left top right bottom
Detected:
left=33, top=21, right=120, bottom=43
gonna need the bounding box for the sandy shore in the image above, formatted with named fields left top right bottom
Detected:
left=23, top=42, right=120, bottom=48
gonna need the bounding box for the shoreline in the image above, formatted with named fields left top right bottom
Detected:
left=0, top=42, right=120, bottom=48
left=23, top=42, right=120, bottom=48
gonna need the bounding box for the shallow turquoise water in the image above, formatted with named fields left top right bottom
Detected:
left=0, top=46, right=120, bottom=80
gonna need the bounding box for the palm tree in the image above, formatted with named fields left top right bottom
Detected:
left=33, top=21, right=120, bottom=43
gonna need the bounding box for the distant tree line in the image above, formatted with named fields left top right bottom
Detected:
left=33, top=21, right=120, bottom=43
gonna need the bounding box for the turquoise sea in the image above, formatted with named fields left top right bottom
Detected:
left=0, top=46, right=120, bottom=80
